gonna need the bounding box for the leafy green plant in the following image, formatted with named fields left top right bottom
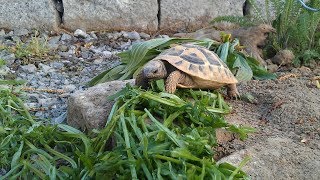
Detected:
left=211, top=0, right=320, bottom=66
left=89, top=36, right=275, bottom=86
left=0, top=79, right=254, bottom=179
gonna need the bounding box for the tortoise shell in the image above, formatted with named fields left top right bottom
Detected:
left=153, top=44, right=238, bottom=85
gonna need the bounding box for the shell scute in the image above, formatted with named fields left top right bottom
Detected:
left=153, top=44, right=238, bottom=84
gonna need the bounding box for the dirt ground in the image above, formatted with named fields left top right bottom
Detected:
left=220, top=65, right=320, bottom=179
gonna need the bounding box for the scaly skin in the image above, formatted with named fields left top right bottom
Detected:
left=165, top=70, right=186, bottom=93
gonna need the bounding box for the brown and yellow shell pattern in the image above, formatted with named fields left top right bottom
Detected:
left=153, top=44, right=238, bottom=84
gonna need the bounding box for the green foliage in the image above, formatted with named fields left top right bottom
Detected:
left=89, top=36, right=275, bottom=86
left=211, top=0, right=320, bottom=65
left=0, top=80, right=254, bottom=179
left=250, top=0, right=320, bottom=65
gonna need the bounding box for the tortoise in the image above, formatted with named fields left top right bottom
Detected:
left=135, top=44, right=239, bottom=98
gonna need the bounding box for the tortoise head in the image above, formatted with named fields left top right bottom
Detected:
left=142, top=60, right=167, bottom=80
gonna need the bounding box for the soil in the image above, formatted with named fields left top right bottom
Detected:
left=219, top=65, right=320, bottom=179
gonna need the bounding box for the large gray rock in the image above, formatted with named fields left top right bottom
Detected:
left=63, top=0, right=158, bottom=32
left=218, top=137, right=320, bottom=179
left=0, top=0, right=59, bottom=30
left=67, top=79, right=135, bottom=131
left=160, top=0, right=246, bottom=31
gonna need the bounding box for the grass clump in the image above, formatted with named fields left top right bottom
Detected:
left=0, top=79, right=254, bottom=179
left=1, top=31, right=50, bottom=65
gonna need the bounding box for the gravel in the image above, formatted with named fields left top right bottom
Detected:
left=0, top=28, right=154, bottom=123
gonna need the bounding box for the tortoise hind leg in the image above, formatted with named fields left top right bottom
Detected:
left=165, top=70, right=187, bottom=93
left=227, top=83, right=240, bottom=99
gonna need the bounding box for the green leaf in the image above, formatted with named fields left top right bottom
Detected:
left=145, top=109, right=185, bottom=148
left=232, top=54, right=253, bottom=81
left=11, top=141, right=23, bottom=169
left=171, top=148, right=201, bottom=162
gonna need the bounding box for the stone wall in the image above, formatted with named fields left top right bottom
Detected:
left=0, top=0, right=251, bottom=33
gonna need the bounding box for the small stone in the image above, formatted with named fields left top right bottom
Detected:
left=0, top=51, right=15, bottom=65
left=60, top=33, right=72, bottom=41
left=102, top=50, right=112, bottom=58
left=122, top=31, right=141, bottom=40
left=63, top=84, right=77, bottom=92
left=39, top=63, right=54, bottom=74
left=81, top=51, right=90, bottom=59
left=93, top=58, right=104, bottom=64
left=159, top=35, right=170, bottom=39
left=90, top=31, right=98, bottom=39
left=74, top=29, right=88, bottom=38
left=120, top=41, right=131, bottom=50
left=21, top=64, right=37, bottom=73
left=34, top=111, right=44, bottom=118
left=51, top=62, right=64, bottom=69
left=139, top=32, right=151, bottom=39
left=0, top=29, right=5, bottom=36
left=58, top=44, right=69, bottom=52
left=48, top=36, right=61, bottom=49
left=24, top=102, right=38, bottom=109
left=14, top=28, right=29, bottom=36
left=38, top=98, right=57, bottom=107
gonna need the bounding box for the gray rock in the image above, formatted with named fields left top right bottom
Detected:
left=50, top=62, right=64, bottom=69
left=63, top=84, right=77, bottom=92
left=90, top=32, right=98, bottom=39
left=38, top=98, right=56, bottom=107
left=74, top=29, right=88, bottom=38
left=122, top=31, right=141, bottom=40
left=93, top=58, right=104, bottom=64
left=48, top=36, right=61, bottom=49
left=63, top=0, right=158, bottom=32
left=160, top=0, right=245, bottom=31
left=0, top=29, right=5, bottom=36
left=218, top=137, right=320, bottom=179
left=21, top=64, right=37, bottom=73
left=39, top=63, right=54, bottom=74
left=139, top=32, right=151, bottom=39
left=102, top=51, right=112, bottom=58
left=14, top=28, right=29, bottom=36
left=60, top=33, right=72, bottom=41
left=0, top=0, right=59, bottom=30
left=67, top=79, right=135, bottom=131
left=58, top=45, right=69, bottom=52
left=81, top=51, right=90, bottom=59
left=0, top=51, right=15, bottom=65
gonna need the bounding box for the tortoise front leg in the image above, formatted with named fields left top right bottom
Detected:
left=165, top=70, right=186, bottom=93
left=227, top=83, right=240, bottom=99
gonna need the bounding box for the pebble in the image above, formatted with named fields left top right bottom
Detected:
left=0, top=29, right=5, bottom=36
left=74, top=29, right=88, bottom=38
left=21, top=64, right=37, bottom=73
left=13, top=28, right=29, bottom=36
left=122, top=31, right=141, bottom=40
left=60, top=33, right=72, bottom=41
left=48, top=36, right=61, bottom=49
left=139, top=32, right=151, bottom=39
left=39, top=63, right=54, bottom=74
left=0, top=51, right=15, bottom=65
